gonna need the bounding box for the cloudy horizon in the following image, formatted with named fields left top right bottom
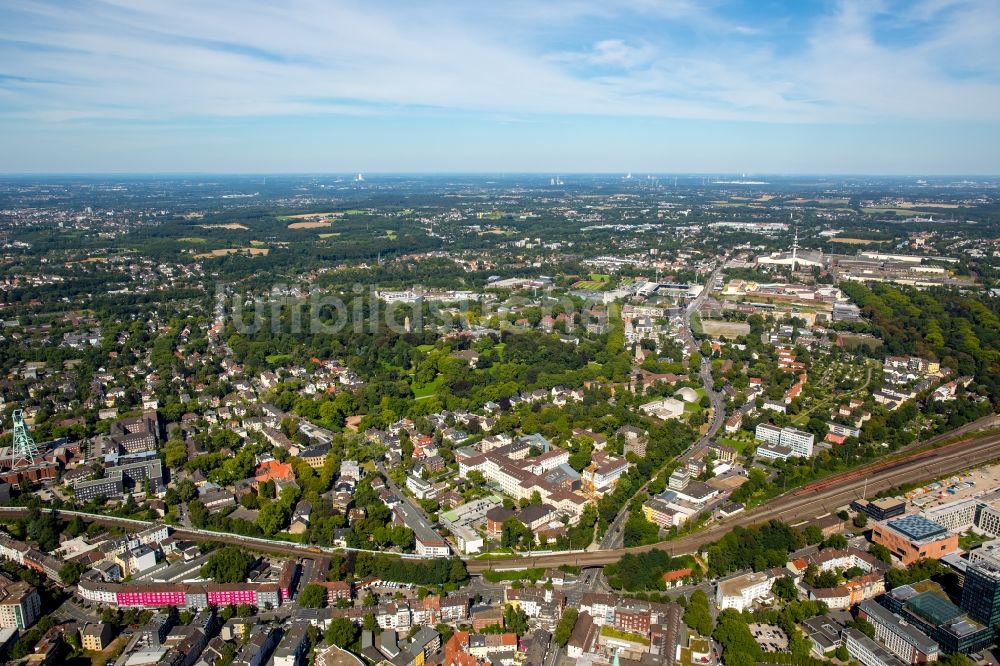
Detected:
left=2, top=0, right=1000, bottom=174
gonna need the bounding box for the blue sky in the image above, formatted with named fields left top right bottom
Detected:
left=1, top=0, right=999, bottom=174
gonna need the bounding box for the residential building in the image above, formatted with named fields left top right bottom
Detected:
left=273, top=624, right=309, bottom=666
left=582, top=452, right=630, bottom=494
left=80, top=623, right=114, bottom=651
left=0, top=580, right=41, bottom=629
left=755, top=423, right=814, bottom=457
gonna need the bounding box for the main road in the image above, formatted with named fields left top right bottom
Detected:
left=678, top=265, right=726, bottom=462
left=600, top=265, right=726, bottom=549
left=468, top=429, right=1000, bottom=572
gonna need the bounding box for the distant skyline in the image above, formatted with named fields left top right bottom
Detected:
left=2, top=0, right=1000, bottom=174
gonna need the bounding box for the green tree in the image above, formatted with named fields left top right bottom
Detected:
left=503, top=604, right=529, bottom=636
left=848, top=618, right=876, bottom=640
left=554, top=608, right=580, bottom=647
left=683, top=589, right=714, bottom=636
left=363, top=612, right=379, bottom=633
left=325, top=617, right=359, bottom=647
left=823, top=533, right=848, bottom=549
left=59, top=561, right=85, bottom=586
left=298, top=583, right=326, bottom=608
left=938, top=653, right=972, bottom=666
left=868, top=543, right=892, bottom=564
left=803, top=525, right=824, bottom=545
left=449, top=558, right=468, bottom=583
left=201, top=547, right=253, bottom=584
left=772, top=576, right=798, bottom=601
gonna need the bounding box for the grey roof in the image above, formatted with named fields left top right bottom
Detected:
left=858, top=600, right=938, bottom=654
left=887, top=515, right=948, bottom=542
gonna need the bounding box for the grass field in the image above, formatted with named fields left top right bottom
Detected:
left=719, top=435, right=755, bottom=454
left=700, top=319, right=751, bottom=337
left=416, top=344, right=435, bottom=352
left=589, top=273, right=611, bottom=281
left=571, top=280, right=605, bottom=290
left=319, top=233, right=341, bottom=238
left=266, top=353, right=292, bottom=364
left=178, top=237, right=207, bottom=243
left=839, top=333, right=884, bottom=352
left=413, top=376, right=443, bottom=400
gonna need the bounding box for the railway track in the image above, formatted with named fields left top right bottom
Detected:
left=1, top=427, right=996, bottom=575
left=467, top=430, right=1000, bottom=571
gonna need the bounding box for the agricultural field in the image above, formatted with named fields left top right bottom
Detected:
left=198, top=222, right=249, bottom=230
left=287, top=219, right=333, bottom=229
left=193, top=247, right=269, bottom=258
left=828, top=237, right=887, bottom=245
left=700, top=319, right=751, bottom=337
left=279, top=211, right=344, bottom=220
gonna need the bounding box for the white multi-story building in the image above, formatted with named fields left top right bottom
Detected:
left=976, top=504, right=1000, bottom=538
left=755, top=424, right=814, bottom=457
left=755, top=423, right=782, bottom=446
left=77, top=576, right=118, bottom=604
left=922, top=498, right=978, bottom=533
left=340, top=460, right=360, bottom=481
left=857, top=601, right=939, bottom=664
left=844, top=628, right=907, bottom=666
left=583, top=452, right=630, bottom=494
left=780, top=427, right=814, bottom=457
left=580, top=593, right=617, bottom=626
left=716, top=571, right=775, bottom=612
left=406, top=474, right=435, bottom=500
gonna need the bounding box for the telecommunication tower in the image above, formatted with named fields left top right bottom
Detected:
left=9, top=409, right=41, bottom=469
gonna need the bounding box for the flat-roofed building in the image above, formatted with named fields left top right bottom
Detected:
left=872, top=515, right=957, bottom=566
left=716, top=571, right=775, bottom=612
left=882, top=581, right=993, bottom=655
left=852, top=498, right=906, bottom=522
left=922, top=498, right=978, bottom=533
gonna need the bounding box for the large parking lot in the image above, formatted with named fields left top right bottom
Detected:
left=748, top=623, right=788, bottom=653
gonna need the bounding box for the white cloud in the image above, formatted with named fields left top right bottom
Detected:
left=0, top=0, right=998, bottom=125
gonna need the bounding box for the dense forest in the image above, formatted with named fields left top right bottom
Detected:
left=842, top=282, right=1000, bottom=404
